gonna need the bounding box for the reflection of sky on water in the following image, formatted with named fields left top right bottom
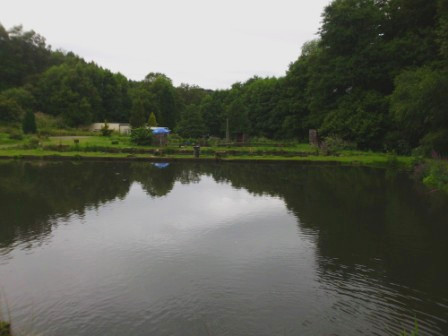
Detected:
left=1, top=162, right=447, bottom=336
left=0, top=174, right=321, bottom=336
left=82, top=176, right=302, bottom=252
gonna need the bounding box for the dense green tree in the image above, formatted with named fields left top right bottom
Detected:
left=320, top=90, right=389, bottom=150
left=144, top=72, right=172, bottom=83
left=22, top=109, right=37, bottom=134
left=1, top=7, right=447, bottom=155
left=176, top=105, right=207, bottom=138
left=130, top=99, right=146, bottom=128
left=129, top=73, right=180, bottom=130
left=176, top=83, right=210, bottom=109
left=130, top=127, right=153, bottom=145
left=148, top=76, right=178, bottom=129
left=148, top=111, right=158, bottom=127
left=241, top=77, right=282, bottom=138
left=390, top=67, right=448, bottom=154
left=0, top=96, right=23, bottom=122
left=0, top=87, right=35, bottom=112
left=33, top=63, right=100, bottom=126
left=0, top=24, right=61, bottom=91
left=198, top=93, right=226, bottom=137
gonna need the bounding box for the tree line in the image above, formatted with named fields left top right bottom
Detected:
left=1, top=0, right=447, bottom=154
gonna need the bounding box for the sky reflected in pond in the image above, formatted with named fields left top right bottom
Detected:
left=0, top=161, right=447, bottom=336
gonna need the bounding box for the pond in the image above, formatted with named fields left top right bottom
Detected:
left=0, top=161, right=447, bottom=336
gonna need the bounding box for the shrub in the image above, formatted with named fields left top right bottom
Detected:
left=168, top=133, right=182, bottom=145
left=100, top=122, right=113, bottom=136
left=420, top=129, right=448, bottom=157
left=319, top=135, right=356, bottom=155
left=207, top=136, right=221, bottom=146
left=23, top=137, right=40, bottom=149
left=0, top=321, right=11, bottom=336
left=130, top=128, right=153, bottom=146
left=249, top=136, right=275, bottom=145
left=22, top=110, right=37, bottom=134
left=400, top=320, right=419, bottom=336
left=8, top=131, right=23, bottom=140
left=35, top=112, right=64, bottom=130
left=0, top=96, right=23, bottom=122
left=423, top=160, right=448, bottom=192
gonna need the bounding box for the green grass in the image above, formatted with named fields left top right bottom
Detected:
left=0, top=132, right=417, bottom=170
left=422, top=159, right=448, bottom=192
left=0, top=321, right=11, bottom=336
left=400, top=321, right=419, bottom=336
left=0, top=147, right=414, bottom=169
left=0, top=133, right=23, bottom=146
left=39, top=135, right=317, bottom=152
left=43, top=134, right=133, bottom=147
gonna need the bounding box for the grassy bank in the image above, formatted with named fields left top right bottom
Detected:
left=6, top=132, right=448, bottom=191
left=0, top=132, right=416, bottom=168
left=421, top=159, right=448, bottom=193
left=0, top=147, right=414, bottom=168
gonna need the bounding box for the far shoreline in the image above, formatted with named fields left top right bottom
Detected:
left=0, top=150, right=414, bottom=169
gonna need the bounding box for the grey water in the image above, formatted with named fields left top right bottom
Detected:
left=0, top=161, right=447, bottom=336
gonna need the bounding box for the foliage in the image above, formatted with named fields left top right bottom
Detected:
left=1, top=87, right=35, bottom=112
left=130, top=99, right=146, bottom=128
left=400, top=320, right=419, bottom=336
left=100, top=121, right=113, bottom=136
left=420, top=129, right=448, bottom=157
left=22, top=110, right=37, bottom=134
left=176, top=105, right=207, bottom=138
left=391, top=67, right=448, bottom=154
left=23, top=136, right=40, bottom=149
left=130, top=127, right=153, bottom=146
left=8, top=131, right=23, bottom=140
left=33, top=62, right=131, bottom=127
left=0, top=95, right=23, bottom=122
left=0, top=321, right=11, bottom=336
left=423, top=159, right=448, bottom=192
left=35, top=112, right=64, bottom=130
left=148, top=111, right=158, bottom=127
left=0, top=24, right=61, bottom=91
left=319, top=135, right=357, bottom=155
left=1, top=2, right=448, bottom=156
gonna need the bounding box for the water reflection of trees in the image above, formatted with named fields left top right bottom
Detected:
left=202, top=164, right=448, bottom=296
left=204, top=163, right=448, bottom=335
left=0, top=161, right=132, bottom=248
left=2, top=161, right=447, bottom=333
left=131, top=163, right=202, bottom=198
left=1, top=161, right=447, bottom=294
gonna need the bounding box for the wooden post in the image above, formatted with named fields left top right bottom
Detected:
left=309, top=129, right=319, bottom=147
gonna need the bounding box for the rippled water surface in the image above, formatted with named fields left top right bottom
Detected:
left=0, top=161, right=447, bottom=336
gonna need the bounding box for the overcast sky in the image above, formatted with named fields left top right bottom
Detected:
left=2, top=0, right=332, bottom=89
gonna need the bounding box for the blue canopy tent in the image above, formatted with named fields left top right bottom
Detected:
left=150, top=127, right=171, bottom=135
left=150, top=127, right=170, bottom=146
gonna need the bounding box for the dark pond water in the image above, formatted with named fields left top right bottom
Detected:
left=0, top=161, right=447, bottom=336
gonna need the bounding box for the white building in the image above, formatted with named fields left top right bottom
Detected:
left=90, top=123, right=131, bottom=134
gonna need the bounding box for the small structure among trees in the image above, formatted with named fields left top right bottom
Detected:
left=309, top=129, right=320, bottom=147
left=150, top=127, right=170, bottom=146
left=90, top=122, right=131, bottom=134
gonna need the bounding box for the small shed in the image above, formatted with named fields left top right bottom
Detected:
left=90, top=123, right=131, bottom=134
left=150, top=127, right=171, bottom=146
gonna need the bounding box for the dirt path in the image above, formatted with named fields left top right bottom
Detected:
left=49, top=136, right=92, bottom=140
